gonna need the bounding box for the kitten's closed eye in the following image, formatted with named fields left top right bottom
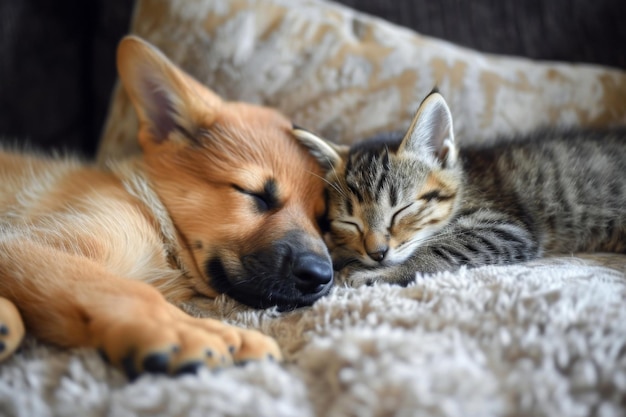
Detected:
left=391, top=203, right=414, bottom=227
left=419, top=190, right=453, bottom=202
left=336, top=220, right=362, bottom=233
left=419, top=190, right=441, bottom=201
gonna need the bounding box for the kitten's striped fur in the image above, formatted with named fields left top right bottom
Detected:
left=293, top=92, right=626, bottom=286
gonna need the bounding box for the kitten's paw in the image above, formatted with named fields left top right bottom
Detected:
left=339, top=268, right=385, bottom=287
left=339, top=265, right=415, bottom=287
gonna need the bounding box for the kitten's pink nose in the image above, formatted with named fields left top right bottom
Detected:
left=364, top=231, right=389, bottom=262
left=367, top=246, right=388, bottom=262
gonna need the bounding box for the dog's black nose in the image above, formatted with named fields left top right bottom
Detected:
left=293, top=254, right=333, bottom=293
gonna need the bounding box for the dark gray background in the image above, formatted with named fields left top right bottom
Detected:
left=1, top=0, right=624, bottom=157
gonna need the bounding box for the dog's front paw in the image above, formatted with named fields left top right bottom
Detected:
left=0, top=297, right=25, bottom=362
left=193, top=318, right=281, bottom=365
left=231, top=327, right=282, bottom=364
left=92, top=300, right=281, bottom=380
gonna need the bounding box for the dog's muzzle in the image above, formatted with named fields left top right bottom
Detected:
left=207, top=232, right=333, bottom=310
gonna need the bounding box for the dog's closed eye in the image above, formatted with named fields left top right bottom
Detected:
left=232, top=180, right=281, bottom=213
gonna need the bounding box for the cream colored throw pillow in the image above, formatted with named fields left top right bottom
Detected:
left=98, top=0, right=626, bottom=162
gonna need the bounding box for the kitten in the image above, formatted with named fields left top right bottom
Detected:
left=292, top=91, right=626, bottom=286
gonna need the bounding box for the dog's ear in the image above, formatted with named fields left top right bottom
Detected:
left=116, top=35, right=222, bottom=147
left=291, top=126, right=348, bottom=171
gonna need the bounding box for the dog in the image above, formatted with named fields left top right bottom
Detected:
left=0, top=36, right=333, bottom=378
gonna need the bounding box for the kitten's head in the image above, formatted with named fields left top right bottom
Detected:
left=293, top=92, right=463, bottom=269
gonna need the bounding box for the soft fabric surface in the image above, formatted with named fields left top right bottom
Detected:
left=1, top=254, right=625, bottom=417
left=10, top=1, right=625, bottom=416
left=98, top=0, right=626, bottom=162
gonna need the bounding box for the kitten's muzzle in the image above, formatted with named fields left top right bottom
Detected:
left=367, top=246, right=388, bottom=262
left=364, top=231, right=390, bottom=263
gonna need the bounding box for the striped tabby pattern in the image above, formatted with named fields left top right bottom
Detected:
left=293, top=92, right=626, bottom=286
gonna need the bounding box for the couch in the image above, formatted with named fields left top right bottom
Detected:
left=1, top=0, right=625, bottom=155
left=1, top=1, right=625, bottom=416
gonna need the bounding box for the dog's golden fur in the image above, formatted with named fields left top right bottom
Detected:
left=0, top=36, right=332, bottom=377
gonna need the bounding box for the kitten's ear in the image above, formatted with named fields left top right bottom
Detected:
left=292, top=126, right=349, bottom=170
left=399, top=91, right=457, bottom=168
left=116, top=35, right=222, bottom=148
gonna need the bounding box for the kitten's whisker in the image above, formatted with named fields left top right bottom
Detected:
left=326, top=160, right=352, bottom=198
left=398, top=228, right=472, bottom=251
left=305, top=170, right=348, bottom=199
left=416, top=228, right=478, bottom=247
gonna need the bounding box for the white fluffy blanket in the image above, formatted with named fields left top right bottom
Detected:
left=1, top=254, right=625, bottom=417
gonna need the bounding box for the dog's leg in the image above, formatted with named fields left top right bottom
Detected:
left=0, top=297, right=25, bottom=362
left=0, top=239, right=281, bottom=378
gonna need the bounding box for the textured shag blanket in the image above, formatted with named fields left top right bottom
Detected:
left=1, top=254, right=625, bottom=417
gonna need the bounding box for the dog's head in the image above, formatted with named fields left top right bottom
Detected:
left=116, top=36, right=332, bottom=310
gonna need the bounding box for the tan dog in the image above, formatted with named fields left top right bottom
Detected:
left=0, top=36, right=332, bottom=378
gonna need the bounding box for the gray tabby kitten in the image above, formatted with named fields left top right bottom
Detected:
left=292, top=91, right=626, bottom=287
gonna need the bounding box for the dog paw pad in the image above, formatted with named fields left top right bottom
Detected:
left=97, top=348, right=110, bottom=364
left=0, top=298, right=25, bottom=362
left=143, top=352, right=170, bottom=374
left=175, top=361, right=204, bottom=376
left=121, top=354, right=140, bottom=381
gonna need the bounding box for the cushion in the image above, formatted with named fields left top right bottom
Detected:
left=97, top=0, right=626, bottom=162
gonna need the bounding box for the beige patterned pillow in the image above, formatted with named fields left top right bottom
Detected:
left=98, top=0, right=626, bottom=162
